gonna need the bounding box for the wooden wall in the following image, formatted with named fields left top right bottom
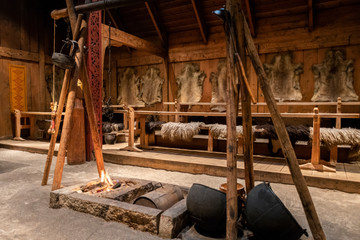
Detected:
left=0, top=0, right=55, bottom=138
left=107, top=2, right=360, bottom=121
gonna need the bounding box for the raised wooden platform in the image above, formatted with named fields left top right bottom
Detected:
left=0, top=139, right=359, bottom=194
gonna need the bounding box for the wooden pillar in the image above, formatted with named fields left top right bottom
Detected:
left=242, top=11, right=326, bottom=239
left=329, top=97, right=341, bottom=166
left=174, top=99, right=180, bottom=123
left=234, top=2, right=254, bottom=193
left=13, top=109, right=24, bottom=141
left=121, top=107, right=142, bottom=152
left=41, top=15, right=83, bottom=186
left=208, top=129, right=214, bottom=152
left=225, top=1, right=239, bottom=238
left=300, top=108, right=335, bottom=172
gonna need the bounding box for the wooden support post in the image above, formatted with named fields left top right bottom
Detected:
left=233, top=2, right=254, bottom=193
left=13, top=109, right=24, bottom=141
left=329, top=97, right=341, bottom=166
left=120, top=107, right=142, bottom=152
left=41, top=14, right=84, bottom=186
left=208, top=130, right=214, bottom=152
left=138, top=116, right=151, bottom=149
left=237, top=136, right=244, bottom=155
left=174, top=99, right=180, bottom=123
left=243, top=11, right=326, bottom=239
left=225, top=1, right=239, bottom=238
left=29, top=116, right=36, bottom=139
left=300, top=108, right=335, bottom=172
left=52, top=18, right=88, bottom=191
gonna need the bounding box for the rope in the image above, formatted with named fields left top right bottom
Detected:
left=52, top=19, right=56, bottom=103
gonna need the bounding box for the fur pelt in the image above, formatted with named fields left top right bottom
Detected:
left=205, top=124, right=256, bottom=139
left=310, top=127, right=360, bottom=148
left=102, top=122, right=124, bottom=133
left=139, top=67, right=164, bottom=105
left=255, top=124, right=310, bottom=144
left=161, top=122, right=204, bottom=142
left=311, top=49, right=358, bottom=102
left=146, top=121, right=165, bottom=134
left=176, top=63, right=206, bottom=103
left=264, top=53, right=303, bottom=101
left=117, top=68, right=143, bottom=105
left=210, top=59, right=227, bottom=112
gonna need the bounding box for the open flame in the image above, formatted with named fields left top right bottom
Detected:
left=99, top=170, right=114, bottom=192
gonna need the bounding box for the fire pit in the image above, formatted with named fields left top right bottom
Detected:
left=50, top=174, right=189, bottom=238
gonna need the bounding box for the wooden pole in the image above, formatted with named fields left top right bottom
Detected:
left=41, top=14, right=84, bottom=186
left=225, top=1, right=239, bottom=238
left=242, top=11, right=326, bottom=240
left=232, top=2, right=255, bottom=193
left=329, top=97, right=341, bottom=166
left=13, top=109, right=24, bottom=141
left=120, top=107, right=142, bottom=152
left=52, top=18, right=88, bottom=191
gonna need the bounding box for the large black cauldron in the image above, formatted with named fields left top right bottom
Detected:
left=186, top=184, right=227, bottom=237
left=245, top=183, right=307, bottom=240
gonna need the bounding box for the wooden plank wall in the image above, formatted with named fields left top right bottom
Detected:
left=0, top=0, right=52, bottom=138
left=108, top=2, right=360, bottom=121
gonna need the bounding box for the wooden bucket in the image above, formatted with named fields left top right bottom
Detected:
left=134, top=184, right=184, bottom=211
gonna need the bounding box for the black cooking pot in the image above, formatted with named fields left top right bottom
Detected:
left=245, top=182, right=307, bottom=240
left=187, top=183, right=244, bottom=238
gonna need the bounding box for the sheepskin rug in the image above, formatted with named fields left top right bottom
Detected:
left=161, top=122, right=204, bottom=142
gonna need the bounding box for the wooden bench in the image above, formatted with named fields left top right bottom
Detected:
left=12, top=110, right=65, bottom=140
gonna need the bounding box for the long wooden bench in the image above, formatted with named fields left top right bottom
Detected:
left=12, top=110, right=65, bottom=140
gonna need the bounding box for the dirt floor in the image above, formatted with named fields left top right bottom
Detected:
left=0, top=148, right=359, bottom=240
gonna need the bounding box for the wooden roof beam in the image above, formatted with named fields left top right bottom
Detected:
left=308, top=0, right=314, bottom=31
left=191, top=0, right=207, bottom=44
left=244, top=0, right=256, bottom=37
left=145, top=1, right=168, bottom=47
left=51, top=0, right=146, bottom=20
left=102, top=23, right=166, bottom=58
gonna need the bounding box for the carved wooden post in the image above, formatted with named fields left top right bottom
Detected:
left=300, top=108, right=335, bottom=172
left=121, top=107, right=142, bottom=152
left=13, top=109, right=24, bottom=141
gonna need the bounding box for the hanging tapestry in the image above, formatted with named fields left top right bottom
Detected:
left=264, top=53, right=303, bottom=101
left=176, top=62, right=206, bottom=103
left=9, top=64, right=27, bottom=112
left=311, top=49, right=358, bottom=102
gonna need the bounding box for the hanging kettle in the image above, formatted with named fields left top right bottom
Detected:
left=51, top=39, right=78, bottom=69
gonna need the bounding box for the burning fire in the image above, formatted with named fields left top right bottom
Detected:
left=79, top=170, right=118, bottom=194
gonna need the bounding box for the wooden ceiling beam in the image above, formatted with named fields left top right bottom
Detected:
left=191, top=0, right=207, bottom=44
left=106, top=9, right=132, bottom=53
left=244, top=0, right=256, bottom=37
left=102, top=23, right=166, bottom=58
left=308, top=0, right=314, bottom=31
left=145, top=1, right=168, bottom=47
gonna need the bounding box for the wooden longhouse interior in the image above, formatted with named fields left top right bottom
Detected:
left=0, top=0, right=360, bottom=239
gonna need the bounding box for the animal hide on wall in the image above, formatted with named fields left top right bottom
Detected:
left=210, top=59, right=227, bottom=112
left=176, top=63, right=206, bottom=103
left=139, top=67, right=164, bottom=105
left=117, top=67, right=143, bottom=105
left=264, top=53, right=303, bottom=101
left=311, top=49, right=358, bottom=102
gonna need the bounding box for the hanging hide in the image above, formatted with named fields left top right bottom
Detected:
left=139, top=67, right=164, bottom=105
left=160, top=122, right=204, bottom=142
left=176, top=63, right=206, bottom=103
left=45, top=65, right=64, bottom=103
left=210, top=59, right=227, bottom=112
left=311, top=49, right=359, bottom=102
left=117, top=67, right=143, bottom=105
left=264, top=53, right=303, bottom=101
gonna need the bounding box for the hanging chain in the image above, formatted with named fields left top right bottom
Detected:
left=108, top=21, right=112, bottom=102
